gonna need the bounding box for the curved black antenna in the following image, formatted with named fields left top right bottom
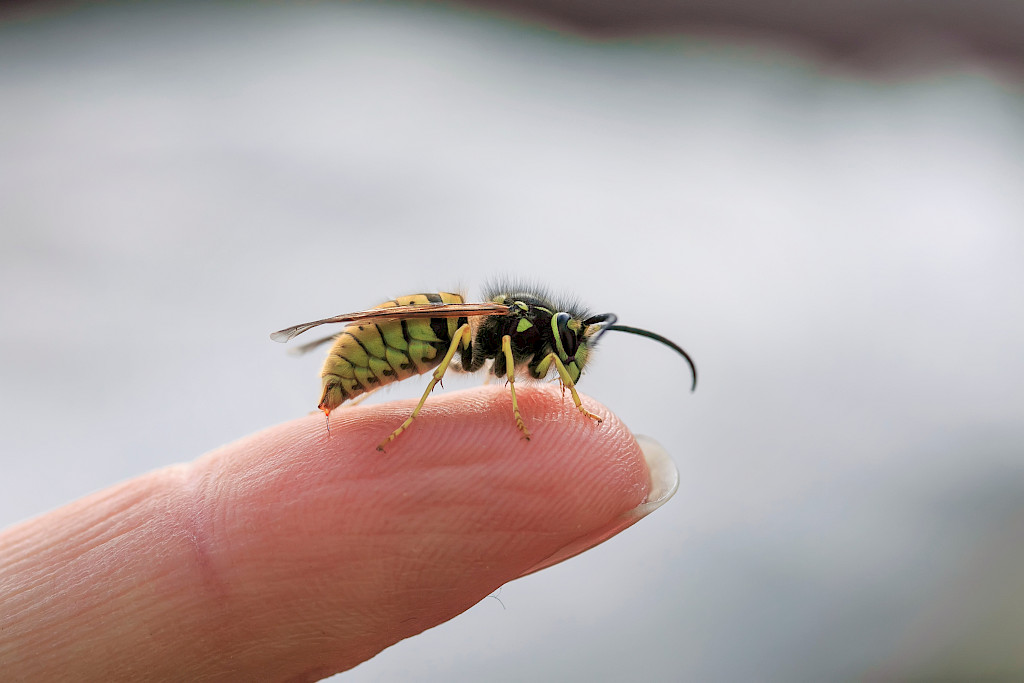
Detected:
left=604, top=324, right=697, bottom=391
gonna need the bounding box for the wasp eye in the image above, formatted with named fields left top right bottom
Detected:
left=554, top=312, right=578, bottom=359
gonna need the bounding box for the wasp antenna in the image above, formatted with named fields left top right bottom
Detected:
left=604, top=324, right=697, bottom=391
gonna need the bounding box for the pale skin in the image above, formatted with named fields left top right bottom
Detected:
left=0, top=386, right=660, bottom=681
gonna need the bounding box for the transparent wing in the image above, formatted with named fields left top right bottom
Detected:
left=270, top=302, right=509, bottom=343
left=287, top=332, right=341, bottom=356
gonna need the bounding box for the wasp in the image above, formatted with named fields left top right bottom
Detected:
left=271, top=286, right=696, bottom=451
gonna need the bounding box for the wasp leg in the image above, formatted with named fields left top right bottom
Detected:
left=534, top=353, right=603, bottom=424
left=501, top=335, right=531, bottom=440
left=377, top=323, right=471, bottom=452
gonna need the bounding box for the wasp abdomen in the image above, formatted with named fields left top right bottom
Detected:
left=318, top=292, right=466, bottom=412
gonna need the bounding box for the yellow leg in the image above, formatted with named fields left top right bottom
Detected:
left=502, top=335, right=531, bottom=440
left=534, top=353, right=603, bottom=424
left=377, top=324, right=471, bottom=452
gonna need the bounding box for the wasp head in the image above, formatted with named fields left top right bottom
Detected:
left=551, top=311, right=618, bottom=383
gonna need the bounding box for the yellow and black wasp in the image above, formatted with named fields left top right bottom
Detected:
left=271, top=285, right=696, bottom=451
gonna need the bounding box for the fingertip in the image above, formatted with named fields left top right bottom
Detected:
left=178, top=385, right=660, bottom=677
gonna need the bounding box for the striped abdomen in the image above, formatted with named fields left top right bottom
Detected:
left=318, top=292, right=468, bottom=412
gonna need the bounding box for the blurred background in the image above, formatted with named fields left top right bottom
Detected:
left=2, top=0, right=1023, bottom=680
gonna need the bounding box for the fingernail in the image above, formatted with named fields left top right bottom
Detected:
left=516, top=434, right=679, bottom=577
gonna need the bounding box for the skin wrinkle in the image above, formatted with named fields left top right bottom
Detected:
left=181, top=462, right=233, bottom=602
left=2, top=471, right=228, bottom=678
left=108, top=474, right=242, bottom=679
left=0, top=481, right=156, bottom=637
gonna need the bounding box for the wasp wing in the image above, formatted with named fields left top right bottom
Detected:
left=287, top=332, right=341, bottom=356
left=270, top=302, right=510, bottom=343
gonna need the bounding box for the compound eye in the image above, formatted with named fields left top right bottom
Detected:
left=554, top=312, right=578, bottom=358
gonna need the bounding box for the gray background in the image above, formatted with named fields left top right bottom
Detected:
left=2, top=1, right=1023, bottom=680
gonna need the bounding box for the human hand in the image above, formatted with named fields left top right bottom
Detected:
left=0, top=385, right=677, bottom=680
